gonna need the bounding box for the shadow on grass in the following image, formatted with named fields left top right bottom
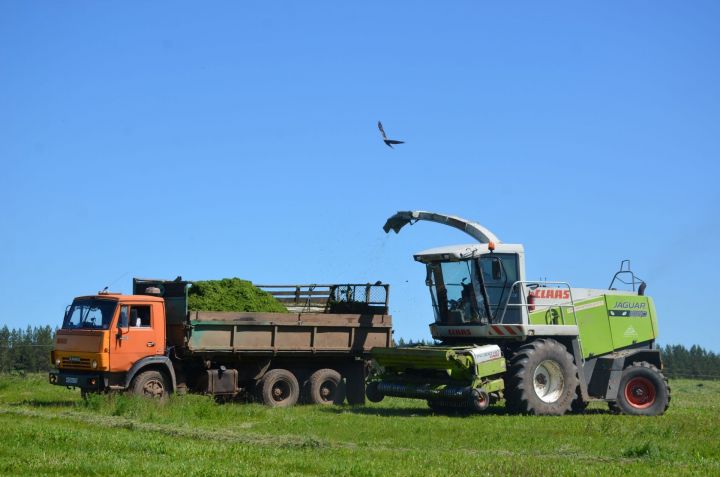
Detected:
left=322, top=404, right=613, bottom=417
left=11, top=399, right=77, bottom=408
left=322, top=404, right=513, bottom=417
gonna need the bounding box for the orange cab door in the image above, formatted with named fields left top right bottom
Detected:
left=110, top=303, right=163, bottom=372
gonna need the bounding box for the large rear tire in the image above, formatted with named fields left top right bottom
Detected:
left=504, top=339, right=579, bottom=416
left=257, top=369, right=300, bottom=408
left=307, top=369, right=345, bottom=405
left=614, top=362, right=670, bottom=416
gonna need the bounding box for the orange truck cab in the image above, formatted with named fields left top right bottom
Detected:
left=49, top=291, right=177, bottom=397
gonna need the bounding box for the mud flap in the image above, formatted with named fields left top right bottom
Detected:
left=344, top=360, right=366, bottom=405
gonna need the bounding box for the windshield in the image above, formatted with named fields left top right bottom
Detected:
left=62, top=299, right=118, bottom=330
left=427, top=260, right=486, bottom=324
left=427, top=253, right=520, bottom=324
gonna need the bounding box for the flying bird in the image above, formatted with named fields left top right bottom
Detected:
left=377, top=121, right=405, bottom=148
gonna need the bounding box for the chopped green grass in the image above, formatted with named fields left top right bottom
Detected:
left=188, top=278, right=288, bottom=313
left=0, top=375, right=718, bottom=476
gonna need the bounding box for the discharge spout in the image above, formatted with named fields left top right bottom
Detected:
left=383, top=210, right=501, bottom=244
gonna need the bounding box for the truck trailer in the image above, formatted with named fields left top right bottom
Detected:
left=367, top=211, right=670, bottom=416
left=49, top=280, right=392, bottom=406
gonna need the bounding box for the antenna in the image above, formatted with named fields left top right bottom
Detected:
left=103, top=271, right=129, bottom=293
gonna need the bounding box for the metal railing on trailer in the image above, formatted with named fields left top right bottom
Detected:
left=255, top=283, right=390, bottom=314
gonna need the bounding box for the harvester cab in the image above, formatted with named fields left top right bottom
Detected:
left=368, top=210, right=670, bottom=416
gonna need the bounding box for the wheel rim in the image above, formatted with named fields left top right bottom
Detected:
left=271, top=379, right=291, bottom=403
left=473, top=391, right=488, bottom=410
left=533, top=360, right=565, bottom=403
left=142, top=379, right=165, bottom=398
left=624, top=377, right=656, bottom=409
left=319, top=380, right=336, bottom=402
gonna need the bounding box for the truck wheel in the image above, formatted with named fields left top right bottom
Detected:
left=257, top=369, right=300, bottom=407
left=504, top=339, right=579, bottom=416
left=307, top=369, right=345, bottom=405
left=615, top=362, right=670, bottom=416
left=131, top=370, right=168, bottom=399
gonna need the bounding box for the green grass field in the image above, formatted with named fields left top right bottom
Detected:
left=0, top=375, right=718, bottom=476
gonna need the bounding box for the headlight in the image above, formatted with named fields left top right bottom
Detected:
left=91, top=360, right=98, bottom=369
left=55, top=358, right=61, bottom=367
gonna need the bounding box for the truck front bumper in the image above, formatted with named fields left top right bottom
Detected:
left=49, top=371, right=103, bottom=391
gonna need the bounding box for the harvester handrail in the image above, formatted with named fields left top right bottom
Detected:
left=495, top=280, right=578, bottom=326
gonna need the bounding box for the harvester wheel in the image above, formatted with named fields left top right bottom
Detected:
left=615, top=362, right=670, bottom=416
left=366, top=381, right=384, bottom=403
left=307, top=369, right=345, bottom=405
left=469, top=389, right=490, bottom=412
left=504, top=339, right=579, bottom=415
left=131, top=370, right=168, bottom=400
left=257, top=369, right=300, bottom=408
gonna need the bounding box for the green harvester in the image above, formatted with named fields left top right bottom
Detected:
left=366, top=211, right=670, bottom=416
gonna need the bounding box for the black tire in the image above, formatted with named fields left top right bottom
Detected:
left=257, top=369, right=300, bottom=408
left=615, top=361, right=670, bottom=416
left=131, top=370, right=169, bottom=399
left=504, top=339, right=579, bottom=416
left=469, top=389, right=490, bottom=412
left=307, top=369, right=345, bottom=405
left=365, top=381, right=384, bottom=403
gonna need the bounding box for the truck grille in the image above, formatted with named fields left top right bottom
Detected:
left=61, top=357, right=91, bottom=369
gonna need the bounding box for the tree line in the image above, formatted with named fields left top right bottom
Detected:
left=0, top=326, right=55, bottom=373
left=1, top=326, right=719, bottom=379
left=661, top=344, right=720, bottom=380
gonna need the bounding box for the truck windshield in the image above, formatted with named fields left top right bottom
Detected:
left=62, top=299, right=118, bottom=330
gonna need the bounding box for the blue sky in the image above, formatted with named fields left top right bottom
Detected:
left=1, top=2, right=719, bottom=350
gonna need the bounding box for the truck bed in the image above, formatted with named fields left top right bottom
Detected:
left=186, top=311, right=392, bottom=355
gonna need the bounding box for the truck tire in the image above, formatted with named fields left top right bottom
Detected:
left=257, top=369, right=300, bottom=408
left=504, top=338, right=579, bottom=416
left=614, top=362, right=670, bottom=416
left=131, top=370, right=169, bottom=399
left=307, top=369, right=345, bottom=405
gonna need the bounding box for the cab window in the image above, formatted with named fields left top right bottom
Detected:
left=479, top=253, right=521, bottom=322
left=130, top=305, right=151, bottom=327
